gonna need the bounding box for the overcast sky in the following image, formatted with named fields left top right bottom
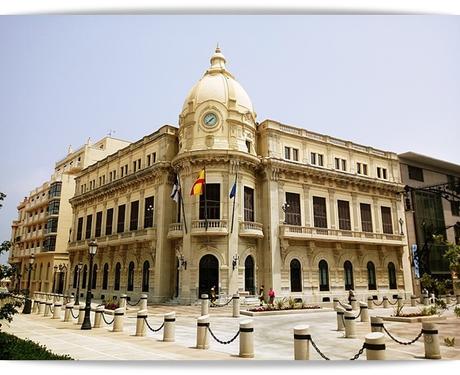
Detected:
left=1, top=15, right=459, bottom=264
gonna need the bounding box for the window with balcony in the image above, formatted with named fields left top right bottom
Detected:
left=48, top=201, right=60, bottom=215
left=105, top=208, right=113, bottom=235
left=47, top=218, right=58, bottom=234
left=360, top=203, right=373, bottom=232
left=49, top=182, right=62, bottom=198
left=243, top=187, right=254, bottom=222
left=76, top=217, right=83, bottom=241
left=313, top=196, right=327, bottom=228
left=381, top=206, right=393, bottom=234
left=144, top=196, right=154, bottom=228
left=95, top=211, right=102, bottom=237
left=43, top=236, right=56, bottom=251
left=85, top=214, right=92, bottom=239
left=337, top=200, right=351, bottom=230
left=285, top=192, right=301, bottom=226
left=117, top=205, right=125, bottom=233
left=130, top=201, right=139, bottom=231
left=199, top=184, right=220, bottom=220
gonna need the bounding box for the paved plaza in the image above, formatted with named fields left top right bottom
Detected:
left=2, top=300, right=460, bottom=361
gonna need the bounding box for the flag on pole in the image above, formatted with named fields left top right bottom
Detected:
left=229, top=180, right=237, bottom=199
left=190, top=169, right=205, bottom=195
left=170, top=175, right=180, bottom=203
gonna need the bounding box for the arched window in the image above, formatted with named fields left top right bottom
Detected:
left=81, top=265, right=88, bottom=289
left=367, top=261, right=376, bottom=290
left=114, top=262, right=121, bottom=291
left=102, top=263, right=109, bottom=290
left=319, top=260, right=329, bottom=291
left=127, top=262, right=135, bottom=291
left=244, top=256, right=255, bottom=295
left=290, top=259, right=302, bottom=292
left=39, top=263, right=43, bottom=279
left=388, top=262, right=397, bottom=289
left=73, top=265, right=79, bottom=288
left=91, top=264, right=98, bottom=289
left=344, top=261, right=354, bottom=290
left=46, top=263, right=50, bottom=279
left=142, top=261, right=150, bottom=292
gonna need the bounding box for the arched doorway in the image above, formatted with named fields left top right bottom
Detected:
left=199, top=254, right=219, bottom=298
left=344, top=260, right=354, bottom=290
left=290, top=259, right=302, bottom=292
left=244, top=255, right=255, bottom=295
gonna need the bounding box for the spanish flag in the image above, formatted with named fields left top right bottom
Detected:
left=190, top=169, right=205, bottom=195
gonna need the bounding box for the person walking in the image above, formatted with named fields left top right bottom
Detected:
left=268, top=287, right=275, bottom=306
left=210, top=285, right=217, bottom=304
left=258, top=285, right=265, bottom=306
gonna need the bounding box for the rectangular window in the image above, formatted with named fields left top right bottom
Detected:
left=144, top=196, right=154, bottom=228
left=363, top=164, right=368, bottom=175
left=243, top=187, right=254, bottom=222
left=48, top=201, right=60, bottom=215
left=335, top=158, right=340, bottom=170
left=245, top=140, right=251, bottom=153
left=117, top=204, right=125, bottom=233
left=313, top=196, right=327, bottom=228
left=337, top=200, right=351, bottom=230
left=335, top=158, right=347, bottom=171
left=200, top=184, right=220, bottom=220
left=285, top=192, right=301, bottom=226
left=360, top=203, right=373, bottom=232
left=125, top=165, right=128, bottom=175
left=121, top=166, right=124, bottom=177
left=47, top=218, right=58, bottom=234
left=381, top=206, right=393, bottom=234
left=76, top=217, right=83, bottom=241
left=85, top=214, right=92, bottom=239
left=133, top=161, right=137, bottom=172
left=95, top=211, right=102, bottom=237
left=152, top=152, right=156, bottom=163
left=318, top=154, right=324, bottom=166
left=377, top=167, right=381, bottom=178
left=105, top=208, right=113, bottom=235
left=451, top=201, right=460, bottom=216
left=408, top=165, right=424, bottom=182
left=383, top=168, right=387, bottom=179
left=310, top=152, right=316, bottom=165
left=147, top=154, right=151, bottom=166
left=284, top=147, right=291, bottom=160
left=292, top=148, right=299, bottom=161
left=357, top=162, right=368, bottom=176
left=342, top=159, right=347, bottom=171
left=130, top=201, right=139, bottom=231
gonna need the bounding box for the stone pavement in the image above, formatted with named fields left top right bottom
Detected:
left=2, top=300, right=460, bottom=361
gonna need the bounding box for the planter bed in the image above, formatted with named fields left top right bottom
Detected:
left=241, top=307, right=332, bottom=317
left=381, top=315, right=447, bottom=323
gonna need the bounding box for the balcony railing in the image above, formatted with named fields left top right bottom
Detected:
left=167, top=223, right=184, bottom=239
left=191, top=219, right=228, bottom=236
left=279, top=225, right=404, bottom=244
left=239, top=221, right=264, bottom=238
left=68, top=227, right=157, bottom=248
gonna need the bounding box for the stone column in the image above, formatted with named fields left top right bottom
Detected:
left=196, top=315, right=209, bottom=349
left=423, top=322, right=441, bottom=359
left=112, top=307, right=125, bottom=332
left=135, top=309, right=147, bottom=336
left=232, top=294, right=240, bottom=318
left=370, top=317, right=383, bottom=333
left=239, top=319, right=254, bottom=358
left=163, top=312, right=176, bottom=342
left=365, top=332, right=386, bottom=360
left=294, top=325, right=310, bottom=360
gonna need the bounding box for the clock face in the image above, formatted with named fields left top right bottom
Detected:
left=203, top=112, right=218, bottom=127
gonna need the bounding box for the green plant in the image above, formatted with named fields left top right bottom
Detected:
left=435, top=298, right=447, bottom=310
left=419, top=306, right=438, bottom=316
left=275, top=297, right=286, bottom=310
left=454, top=306, right=460, bottom=318
left=393, top=303, right=405, bottom=317
left=287, top=297, right=296, bottom=309
left=444, top=337, right=455, bottom=347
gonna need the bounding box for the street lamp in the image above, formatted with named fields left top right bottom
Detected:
left=75, top=262, right=83, bottom=305
left=232, top=254, right=239, bottom=271
left=81, top=240, right=98, bottom=330
left=22, top=254, right=35, bottom=314
left=52, top=265, right=58, bottom=293
left=399, top=218, right=405, bottom=235
left=282, top=202, right=290, bottom=224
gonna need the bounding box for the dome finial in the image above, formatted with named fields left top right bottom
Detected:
left=209, top=44, right=227, bottom=72
left=216, top=42, right=221, bottom=53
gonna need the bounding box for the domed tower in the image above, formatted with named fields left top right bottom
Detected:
left=178, top=46, right=257, bottom=154
left=171, top=47, right=262, bottom=304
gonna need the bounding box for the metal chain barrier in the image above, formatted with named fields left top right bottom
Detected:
left=309, top=335, right=365, bottom=360
left=127, top=297, right=142, bottom=307
left=388, top=299, right=398, bottom=306
left=143, top=317, right=165, bottom=332
left=355, top=308, right=362, bottom=319
left=49, top=305, right=54, bottom=314
left=337, top=300, right=349, bottom=309
left=382, top=325, right=423, bottom=345
left=207, top=325, right=240, bottom=345
left=101, top=311, right=115, bottom=325
left=70, top=308, right=80, bottom=319
left=210, top=297, right=233, bottom=308
left=349, top=343, right=366, bottom=360
left=373, top=300, right=384, bottom=306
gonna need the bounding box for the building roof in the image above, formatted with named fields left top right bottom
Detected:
left=399, top=151, right=460, bottom=175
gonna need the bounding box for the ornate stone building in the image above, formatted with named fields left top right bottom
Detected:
left=67, top=47, right=413, bottom=304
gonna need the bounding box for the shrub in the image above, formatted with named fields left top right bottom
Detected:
left=419, top=306, right=438, bottom=316
left=454, top=306, right=460, bottom=318
left=0, top=332, right=73, bottom=360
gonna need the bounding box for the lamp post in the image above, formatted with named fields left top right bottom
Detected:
left=22, top=254, right=35, bottom=314
left=81, top=240, right=98, bottom=330
left=75, top=262, right=83, bottom=305
left=52, top=265, right=58, bottom=293
left=399, top=218, right=405, bottom=235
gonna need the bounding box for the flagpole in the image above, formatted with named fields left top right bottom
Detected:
left=204, top=166, right=208, bottom=231
left=178, top=174, right=188, bottom=234
left=230, top=173, right=237, bottom=234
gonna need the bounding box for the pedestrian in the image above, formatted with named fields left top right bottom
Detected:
left=348, top=289, right=355, bottom=305
left=268, top=287, right=275, bottom=306
left=258, top=285, right=265, bottom=306
left=210, top=285, right=217, bottom=304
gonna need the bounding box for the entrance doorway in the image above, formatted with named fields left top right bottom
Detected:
left=175, top=258, right=179, bottom=298
left=244, top=255, right=255, bottom=295
left=199, top=254, right=219, bottom=298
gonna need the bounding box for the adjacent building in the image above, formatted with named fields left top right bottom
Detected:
left=67, top=48, right=413, bottom=304
left=8, top=137, right=131, bottom=294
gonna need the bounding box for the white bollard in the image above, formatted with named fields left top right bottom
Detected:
left=365, top=332, right=386, bottom=360
left=196, top=315, right=210, bottom=349
left=120, top=294, right=127, bottom=310
left=201, top=294, right=209, bottom=316
left=38, top=300, right=46, bottom=315
left=78, top=305, right=85, bottom=325
left=336, top=307, right=345, bottom=331
left=112, top=307, right=125, bottom=332
left=93, top=306, right=104, bottom=328
left=239, top=319, right=254, bottom=358
left=233, top=294, right=240, bottom=318
left=423, top=322, right=441, bottom=359
left=370, top=316, right=383, bottom=333
left=140, top=294, right=148, bottom=311
left=294, top=325, right=310, bottom=360
left=359, top=302, right=369, bottom=323
left=52, top=303, right=62, bottom=319
left=423, top=293, right=430, bottom=306
left=333, top=298, right=339, bottom=310
left=32, top=299, right=39, bottom=314
left=163, top=312, right=176, bottom=342
left=350, top=297, right=358, bottom=311
left=64, top=304, right=73, bottom=322
left=411, top=295, right=417, bottom=307
left=344, top=311, right=357, bottom=338
left=135, top=309, right=148, bottom=336
left=44, top=302, right=52, bottom=317
left=397, top=296, right=403, bottom=309
left=367, top=296, right=374, bottom=309
left=382, top=296, right=389, bottom=308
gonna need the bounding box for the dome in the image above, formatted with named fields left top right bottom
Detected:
left=181, top=47, right=254, bottom=115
